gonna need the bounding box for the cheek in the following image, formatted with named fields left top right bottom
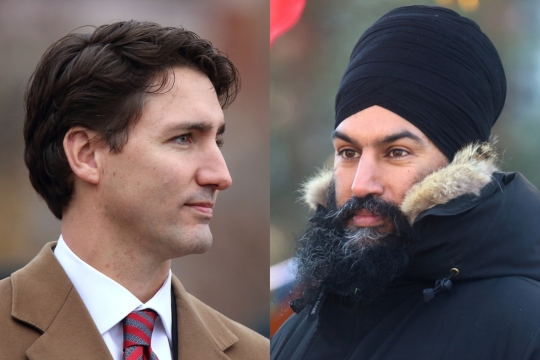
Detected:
left=393, top=169, right=428, bottom=205
left=333, top=167, right=354, bottom=207
left=104, top=154, right=161, bottom=196
left=393, top=181, right=413, bottom=206
left=148, top=160, right=199, bottom=204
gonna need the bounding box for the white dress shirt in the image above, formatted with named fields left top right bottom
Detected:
left=54, top=235, right=173, bottom=360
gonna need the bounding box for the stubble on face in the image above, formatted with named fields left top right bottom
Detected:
left=97, top=68, right=229, bottom=261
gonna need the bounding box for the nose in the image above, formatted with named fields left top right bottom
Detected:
left=197, top=145, right=232, bottom=191
left=351, top=154, right=383, bottom=199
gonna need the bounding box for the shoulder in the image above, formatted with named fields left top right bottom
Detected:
left=433, top=276, right=540, bottom=329
left=483, top=276, right=540, bottom=318
left=0, top=274, right=12, bottom=296
left=0, top=274, right=43, bottom=357
left=422, top=277, right=540, bottom=359
left=0, top=276, right=16, bottom=340
left=0, top=276, right=13, bottom=319
left=272, top=310, right=309, bottom=341
left=271, top=310, right=314, bottom=359
left=431, top=277, right=540, bottom=352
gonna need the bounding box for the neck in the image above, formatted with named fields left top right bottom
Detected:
left=61, top=204, right=170, bottom=303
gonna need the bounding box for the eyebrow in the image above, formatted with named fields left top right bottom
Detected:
left=379, top=130, right=424, bottom=145
left=165, top=121, right=226, bottom=135
left=331, top=129, right=426, bottom=147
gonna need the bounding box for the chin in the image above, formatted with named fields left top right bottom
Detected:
left=167, top=226, right=213, bottom=257
left=348, top=222, right=394, bottom=236
left=189, top=238, right=213, bottom=255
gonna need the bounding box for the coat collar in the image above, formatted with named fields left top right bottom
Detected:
left=171, top=276, right=238, bottom=359
left=12, top=242, right=238, bottom=360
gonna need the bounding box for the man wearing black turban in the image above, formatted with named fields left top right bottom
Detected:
left=271, top=5, right=540, bottom=360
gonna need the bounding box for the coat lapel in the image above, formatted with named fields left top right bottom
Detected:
left=172, top=276, right=238, bottom=360
left=11, top=242, right=238, bottom=359
left=11, top=242, right=112, bottom=360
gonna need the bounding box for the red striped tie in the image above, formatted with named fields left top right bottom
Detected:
left=122, top=310, right=160, bottom=360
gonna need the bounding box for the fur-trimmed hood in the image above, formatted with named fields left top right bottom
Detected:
left=300, top=141, right=540, bottom=284
left=301, top=142, right=499, bottom=224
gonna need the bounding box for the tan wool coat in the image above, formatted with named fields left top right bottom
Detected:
left=0, top=242, right=269, bottom=360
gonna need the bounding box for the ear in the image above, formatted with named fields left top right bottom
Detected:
left=63, top=127, right=103, bottom=185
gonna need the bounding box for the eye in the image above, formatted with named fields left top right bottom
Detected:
left=216, top=137, right=224, bottom=149
left=387, top=149, right=410, bottom=158
left=174, top=134, right=192, bottom=145
left=337, top=148, right=360, bottom=159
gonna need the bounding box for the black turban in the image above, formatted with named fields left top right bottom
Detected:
left=335, top=5, right=506, bottom=160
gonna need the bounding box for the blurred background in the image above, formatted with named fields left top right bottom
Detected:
left=271, top=0, right=540, bottom=334
left=0, top=0, right=269, bottom=336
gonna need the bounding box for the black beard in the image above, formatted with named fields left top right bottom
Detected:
left=293, top=182, right=414, bottom=306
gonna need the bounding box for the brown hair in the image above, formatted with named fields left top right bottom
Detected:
left=24, top=20, right=240, bottom=219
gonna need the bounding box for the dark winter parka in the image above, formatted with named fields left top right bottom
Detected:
left=271, top=143, right=540, bottom=360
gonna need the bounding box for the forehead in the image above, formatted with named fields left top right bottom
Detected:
left=138, top=67, right=224, bottom=131
left=333, top=105, right=429, bottom=146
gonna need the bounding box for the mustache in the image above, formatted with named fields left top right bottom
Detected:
left=185, top=190, right=216, bottom=204
left=327, top=194, right=404, bottom=227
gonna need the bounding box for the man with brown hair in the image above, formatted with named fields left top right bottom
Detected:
left=0, top=21, right=268, bottom=359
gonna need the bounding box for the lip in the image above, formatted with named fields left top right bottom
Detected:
left=185, top=202, right=214, bottom=216
left=351, top=209, right=383, bottom=227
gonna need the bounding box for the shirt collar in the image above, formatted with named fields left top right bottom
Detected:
left=53, top=235, right=173, bottom=341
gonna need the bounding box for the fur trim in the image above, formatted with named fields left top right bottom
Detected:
left=301, top=142, right=499, bottom=223
left=401, top=142, right=499, bottom=224
left=301, top=168, right=333, bottom=211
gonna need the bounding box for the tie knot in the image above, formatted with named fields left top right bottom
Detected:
left=122, top=309, right=158, bottom=348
